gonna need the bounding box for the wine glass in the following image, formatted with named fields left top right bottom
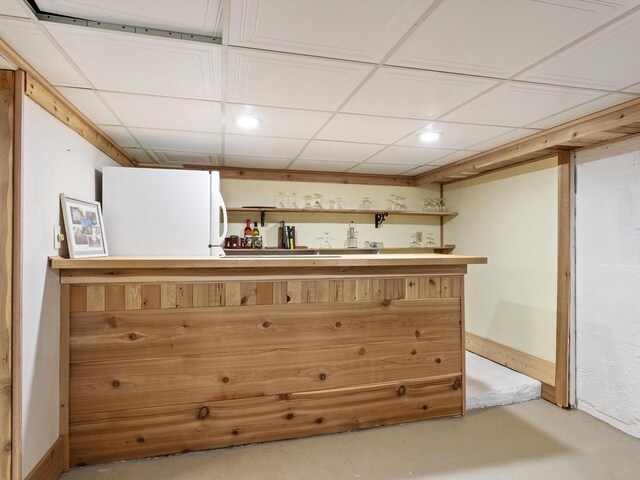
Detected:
left=277, top=192, right=286, bottom=208
left=323, top=232, right=333, bottom=248
left=303, top=195, right=313, bottom=209
left=313, top=193, right=323, bottom=209
left=409, top=233, right=421, bottom=248
left=290, top=193, right=299, bottom=209
left=335, top=197, right=343, bottom=209
left=359, top=197, right=372, bottom=210
left=425, top=233, right=436, bottom=247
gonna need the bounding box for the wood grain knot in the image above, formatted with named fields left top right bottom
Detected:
left=198, top=406, right=210, bottom=420
left=415, top=330, right=421, bottom=338
left=318, top=373, right=326, bottom=381
left=231, top=429, right=239, bottom=436
left=111, top=380, right=120, bottom=388
left=411, top=349, right=417, bottom=356
left=262, top=321, right=271, bottom=328
left=3, top=443, right=11, bottom=452
left=286, top=295, right=291, bottom=303
left=397, top=385, right=406, bottom=396
left=422, top=404, right=428, bottom=410
left=315, top=417, right=323, bottom=424
left=435, top=357, right=442, bottom=364
left=335, top=321, right=342, bottom=328
left=382, top=299, right=391, bottom=307
left=128, top=333, right=137, bottom=341
left=107, top=317, right=118, bottom=328
left=429, top=279, right=436, bottom=285
left=453, top=379, right=461, bottom=390
left=358, top=348, right=366, bottom=356
left=285, top=413, right=294, bottom=420
left=241, top=296, right=248, bottom=305
left=137, top=437, right=145, bottom=443
left=408, top=281, right=415, bottom=287
left=222, top=376, right=230, bottom=384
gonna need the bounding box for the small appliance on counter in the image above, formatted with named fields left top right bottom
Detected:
left=102, top=167, right=227, bottom=256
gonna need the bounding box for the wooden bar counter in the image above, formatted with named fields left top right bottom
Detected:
left=50, top=254, right=487, bottom=466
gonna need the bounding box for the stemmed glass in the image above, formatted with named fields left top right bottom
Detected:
left=335, top=197, right=344, bottom=209
left=290, top=193, right=299, bottom=209
left=359, top=197, right=373, bottom=210
left=277, top=192, right=286, bottom=208
left=303, top=195, right=313, bottom=209
left=425, top=233, right=437, bottom=247
left=317, top=232, right=334, bottom=248
left=409, top=233, right=421, bottom=248
left=313, top=194, right=323, bottom=209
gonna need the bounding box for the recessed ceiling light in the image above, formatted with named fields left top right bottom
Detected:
left=417, top=131, right=442, bottom=143
left=236, top=115, right=261, bottom=129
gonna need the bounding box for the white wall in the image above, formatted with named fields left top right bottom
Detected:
left=575, top=136, right=640, bottom=438
left=220, top=179, right=441, bottom=249
left=21, top=98, right=119, bottom=477
left=444, top=158, right=559, bottom=362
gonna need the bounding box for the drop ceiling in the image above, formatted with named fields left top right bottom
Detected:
left=1, top=0, right=640, bottom=175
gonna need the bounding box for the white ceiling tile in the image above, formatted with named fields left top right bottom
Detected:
left=299, top=140, right=385, bottom=163
left=129, top=128, right=222, bottom=154
left=387, top=0, right=636, bottom=78
left=225, top=134, right=306, bottom=159
left=290, top=160, right=357, bottom=172
left=443, top=82, right=605, bottom=127
left=518, top=9, right=640, bottom=91
left=397, top=121, right=512, bottom=150
left=229, top=0, right=431, bottom=63
left=225, top=104, right=331, bottom=138
left=348, top=163, right=416, bottom=175
left=317, top=114, right=426, bottom=144
left=527, top=93, right=638, bottom=129
left=223, top=155, right=292, bottom=170
left=152, top=150, right=222, bottom=166
left=56, top=87, right=120, bottom=125
left=98, top=125, right=139, bottom=148
left=0, top=0, right=35, bottom=18
left=468, top=128, right=540, bottom=151
left=402, top=164, right=438, bottom=176
left=0, top=17, right=89, bottom=87
left=343, top=67, right=498, bottom=119
left=227, top=48, right=372, bottom=111
left=45, top=23, right=222, bottom=99
left=366, top=146, right=455, bottom=166
left=427, top=150, right=478, bottom=166
left=123, top=148, right=156, bottom=164
left=37, top=0, right=223, bottom=36
left=623, top=82, right=640, bottom=94
left=100, top=91, right=221, bottom=132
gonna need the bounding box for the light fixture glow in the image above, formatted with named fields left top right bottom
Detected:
left=417, top=131, right=442, bottom=143
left=236, top=115, right=261, bottom=129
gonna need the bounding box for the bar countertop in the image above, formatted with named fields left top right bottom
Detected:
left=49, top=253, right=487, bottom=270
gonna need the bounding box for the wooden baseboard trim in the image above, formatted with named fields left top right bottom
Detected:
left=465, top=332, right=556, bottom=386
left=25, top=435, right=67, bottom=480
left=541, top=382, right=557, bottom=404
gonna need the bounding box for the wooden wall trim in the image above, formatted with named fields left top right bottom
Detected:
left=465, top=332, right=556, bottom=386
left=24, top=436, right=66, bottom=480
left=12, top=70, right=24, bottom=480
left=553, top=151, right=571, bottom=407
left=1, top=69, right=15, bottom=480
left=182, top=165, right=416, bottom=187
left=0, top=38, right=134, bottom=168
left=415, top=96, right=640, bottom=184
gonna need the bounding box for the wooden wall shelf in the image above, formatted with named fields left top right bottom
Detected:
left=228, top=207, right=457, bottom=227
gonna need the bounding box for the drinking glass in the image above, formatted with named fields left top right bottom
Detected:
left=425, top=233, right=436, bottom=247
left=335, top=197, right=344, bottom=209
left=409, top=233, right=421, bottom=248
left=313, top=193, right=324, bottom=209
left=277, top=192, right=286, bottom=208
left=359, top=197, right=373, bottom=210
left=328, top=198, right=336, bottom=209
left=303, top=195, right=313, bottom=209
left=290, top=193, right=299, bottom=209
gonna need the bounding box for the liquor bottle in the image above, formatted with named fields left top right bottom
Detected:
left=252, top=222, right=262, bottom=248
left=244, top=220, right=252, bottom=248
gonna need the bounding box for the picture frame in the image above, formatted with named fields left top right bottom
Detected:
left=60, top=194, right=109, bottom=258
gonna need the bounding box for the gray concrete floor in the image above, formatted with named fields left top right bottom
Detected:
left=62, top=400, right=640, bottom=480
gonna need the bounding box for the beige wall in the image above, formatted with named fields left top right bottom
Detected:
left=221, top=179, right=441, bottom=249
left=444, top=158, right=558, bottom=362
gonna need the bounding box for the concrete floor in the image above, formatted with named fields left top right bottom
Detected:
left=466, top=352, right=541, bottom=410
left=62, top=400, right=639, bottom=480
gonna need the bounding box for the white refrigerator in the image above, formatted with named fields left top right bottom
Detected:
left=102, top=167, right=228, bottom=256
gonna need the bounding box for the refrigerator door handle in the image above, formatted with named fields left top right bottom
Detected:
left=214, top=191, right=228, bottom=244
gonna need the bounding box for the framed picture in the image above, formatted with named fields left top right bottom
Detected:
left=60, top=194, right=109, bottom=258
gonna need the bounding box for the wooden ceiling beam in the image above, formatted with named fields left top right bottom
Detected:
left=0, top=38, right=134, bottom=168
left=182, top=165, right=416, bottom=187
left=415, top=96, right=640, bottom=185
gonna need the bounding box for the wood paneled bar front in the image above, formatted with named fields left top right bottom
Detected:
left=50, top=254, right=486, bottom=467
